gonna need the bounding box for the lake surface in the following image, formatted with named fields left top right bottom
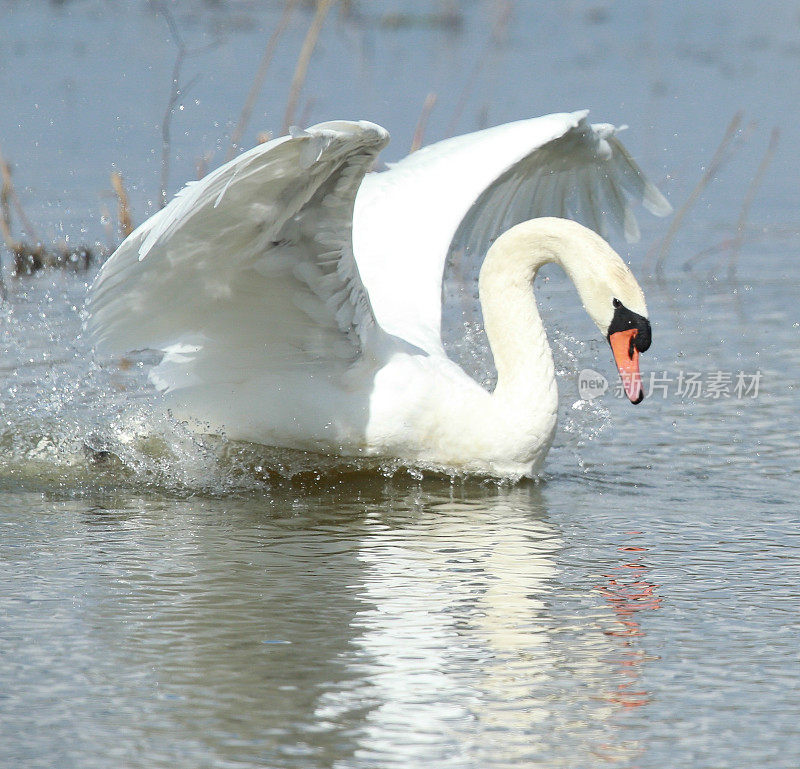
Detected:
left=1, top=2, right=799, bottom=767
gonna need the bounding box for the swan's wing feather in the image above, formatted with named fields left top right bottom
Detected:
left=88, top=120, right=389, bottom=394
left=451, top=116, right=671, bottom=259
left=354, top=111, right=669, bottom=356
left=607, top=134, right=672, bottom=217
left=442, top=114, right=671, bottom=379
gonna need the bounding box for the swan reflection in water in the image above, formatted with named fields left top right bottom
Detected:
left=314, top=484, right=661, bottom=767
left=75, top=481, right=660, bottom=767
left=337, top=487, right=561, bottom=764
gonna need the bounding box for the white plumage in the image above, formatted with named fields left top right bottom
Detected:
left=87, top=112, right=669, bottom=478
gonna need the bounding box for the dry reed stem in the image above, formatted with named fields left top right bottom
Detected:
left=490, top=0, right=513, bottom=44
left=444, top=1, right=510, bottom=138
left=0, top=156, right=19, bottom=253
left=100, top=203, right=116, bottom=251
left=155, top=4, right=216, bottom=207
left=297, top=97, right=317, bottom=128
left=651, top=112, right=743, bottom=278
left=0, top=146, right=94, bottom=283
left=0, top=153, right=19, bottom=297
left=0, top=145, right=39, bottom=244
left=444, top=50, right=485, bottom=138
left=227, top=0, right=301, bottom=161
left=158, top=5, right=189, bottom=210
left=0, top=157, right=11, bottom=300
left=111, top=171, right=133, bottom=239
left=410, top=92, right=438, bottom=152
left=727, top=127, right=780, bottom=283
left=195, top=151, right=213, bottom=180
left=0, top=153, right=49, bottom=280
left=281, top=0, right=336, bottom=135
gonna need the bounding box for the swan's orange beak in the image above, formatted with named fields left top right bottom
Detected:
left=609, top=328, right=644, bottom=404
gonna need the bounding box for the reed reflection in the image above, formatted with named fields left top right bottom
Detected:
left=596, top=535, right=661, bottom=707
left=592, top=532, right=662, bottom=764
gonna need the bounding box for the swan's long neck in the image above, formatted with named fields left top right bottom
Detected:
left=479, top=225, right=559, bottom=414
left=478, top=218, right=620, bottom=445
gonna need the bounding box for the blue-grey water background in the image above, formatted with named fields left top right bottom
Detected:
left=1, top=1, right=799, bottom=767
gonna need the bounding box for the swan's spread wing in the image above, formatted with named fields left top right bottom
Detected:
left=88, top=121, right=389, bottom=397
left=354, top=110, right=670, bottom=356
left=450, top=115, right=671, bottom=252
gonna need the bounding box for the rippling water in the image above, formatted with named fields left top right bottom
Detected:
left=2, top=2, right=799, bottom=768
left=3, top=478, right=798, bottom=768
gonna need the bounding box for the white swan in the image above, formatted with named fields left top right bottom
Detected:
left=87, top=112, right=669, bottom=478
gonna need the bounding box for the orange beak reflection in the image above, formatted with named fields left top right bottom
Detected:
left=609, top=329, right=644, bottom=404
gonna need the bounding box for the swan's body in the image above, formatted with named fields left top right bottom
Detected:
left=87, top=113, right=669, bottom=478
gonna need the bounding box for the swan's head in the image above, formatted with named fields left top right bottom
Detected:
left=565, top=228, right=651, bottom=405
left=482, top=217, right=652, bottom=404
left=604, top=296, right=651, bottom=404
left=520, top=218, right=650, bottom=404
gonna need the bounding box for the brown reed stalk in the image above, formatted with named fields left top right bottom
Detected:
left=410, top=92, right=438, bottom=152
left=297, top=97, right=317, bottom=129
left=0, top=177, right=44, bottom=276
left=159, top=6, right=188, bottom=209
left=99, top=203, right=116, bottom=253
left=155, top=4, right=215, bottom=208
left=650, top=112, right=743, bottom=278
left=0, top=157, right=11, bottom=299
left=227, top=0, right=301, bottom=161
left=444, top=50, right=485, bottom=139
left=0, top=155, right=18, bottom=253
left=444, top=1, right=510, bottom=138
left=111, top=171, right=133, bottom=239
left=727, top=127, right=780, bottom=283
left=0, top=145, right=39, bottom=244
left=0, top=150, right=42, bottom=293
left=281, top=0, right=336, bottom=135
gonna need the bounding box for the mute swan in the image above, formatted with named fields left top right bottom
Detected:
left=87, top=112, right=669, bottom=478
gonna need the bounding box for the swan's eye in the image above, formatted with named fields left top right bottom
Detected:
left=612, top=298, right=621, bottom=308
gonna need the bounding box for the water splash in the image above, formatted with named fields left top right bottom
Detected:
left=1, top=270, right=610, bottom=493
left=441, top=278, right=612, bottom=469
